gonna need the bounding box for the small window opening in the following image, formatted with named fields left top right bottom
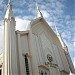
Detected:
left=24, top=55, right=30, bottom=75
left=0, top=69, right=2, bottom=75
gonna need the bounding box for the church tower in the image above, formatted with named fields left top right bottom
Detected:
left=3, top=0, right=18, bottom=75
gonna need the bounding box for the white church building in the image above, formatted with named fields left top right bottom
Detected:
left=0, top=0, right=75, bottom=75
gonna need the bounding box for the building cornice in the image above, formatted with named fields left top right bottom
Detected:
left=16, top=30, right=29, bottom=35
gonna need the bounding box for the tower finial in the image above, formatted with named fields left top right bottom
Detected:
left=8, top=0, right=11, bottom=4
left=36, top=0, right=43, bottom=18
left=5, top=0, right=14, bottom=19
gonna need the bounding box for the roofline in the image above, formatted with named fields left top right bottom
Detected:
left=31, top=17, right=42, bottom=24
left=30, top=17, right=63, bottom=47
left=31, top=17, right=58, bottom=40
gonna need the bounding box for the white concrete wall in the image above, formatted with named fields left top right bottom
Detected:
left=31, top=18, right=70, bottom=75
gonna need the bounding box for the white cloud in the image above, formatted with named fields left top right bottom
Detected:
left=41, top=10, right=50, bottom=18
left=0, top=20, right=4, bottom=53
left=0, top=27, right=4, bottom=53
left=15, top=17, right=30, bottom=31
left=13, top=8, right=24, bottom=14
left=0, top=11, right=2, bottom=15
left=74, top=42, right=75, bottom=47
left=0, top=0, right=6, bottom=8
left=56, top=1, right=64, bottom=9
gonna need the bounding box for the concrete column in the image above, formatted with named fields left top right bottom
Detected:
left=4, top=18, right=18, bottom=75
left=4, top=19, right=10, bottom=75
left=17, top=33, right=26, bottom=74
left=28, top=30, right=39, bottom=75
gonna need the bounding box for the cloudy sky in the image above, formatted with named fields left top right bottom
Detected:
left=0, top=0, right=75, bottom=67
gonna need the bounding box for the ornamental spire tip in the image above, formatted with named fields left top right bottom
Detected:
left=36, top=0, right=43, bottom=18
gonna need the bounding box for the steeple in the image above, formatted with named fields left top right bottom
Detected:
left=3, top=0, right=18, bottom=75
left=5, top=0, right=14, bottom=19
left=36, top=0, right=43, bottom=18
left=54, top=22, right=67, bottom=48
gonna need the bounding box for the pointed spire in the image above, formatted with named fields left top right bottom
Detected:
left=54, top=23, right=75, bottom=74
left=5, top=0, right=14, bottom=19
left=54, top=22, right=59, bottom=36
left=36, top=0, right=43, bottom=18
left=54, top=21, right=66, bottom=48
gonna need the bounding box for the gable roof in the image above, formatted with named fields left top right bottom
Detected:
left=30, top=17, right=59, bottom=42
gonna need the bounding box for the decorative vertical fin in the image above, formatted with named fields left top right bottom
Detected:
left=36, top=0, right=43, bottom=18
left=54, top=21, right=66, bottom=48
left=54, top=22, right=75, bottom=74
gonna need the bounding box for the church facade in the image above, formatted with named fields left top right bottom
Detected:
left=0, top=0, right=75, bottom=75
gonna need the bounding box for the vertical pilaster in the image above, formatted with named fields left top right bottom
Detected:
left=3, top=1, right=18, bottom=74
left=17, top=33, right=26, bottom=74
left=28, top=30, right=39, bottom=75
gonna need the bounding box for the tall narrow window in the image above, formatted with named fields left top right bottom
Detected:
left=0, top=69, right=1, bottom=75
left=24, top=55, right=30, bottom=75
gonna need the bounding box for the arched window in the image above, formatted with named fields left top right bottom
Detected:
left=24, top=55, right=30, bottom=75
